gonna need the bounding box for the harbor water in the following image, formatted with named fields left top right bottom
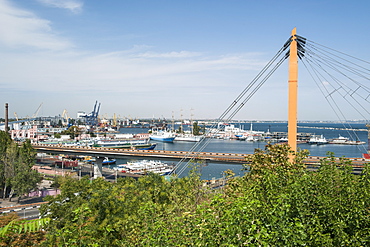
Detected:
left=113, top=122, right=369, bottom=179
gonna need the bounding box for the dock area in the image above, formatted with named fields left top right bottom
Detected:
left=32, top=143, right=370, bottom=168
left=32, top=143, right=248, bottom=163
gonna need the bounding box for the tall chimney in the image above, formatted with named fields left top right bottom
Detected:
left=5, top=103, right=8, bottom=132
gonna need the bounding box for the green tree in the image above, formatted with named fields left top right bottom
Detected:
left=0, top=134, right=41, bottom=202
left=0, top=131, right=12, bottom=193
left=40, top=165, right=210, bottom=246
left=13, top=140, right=41, bottom=202
left=88, top=132, right=96, bottom=137
left=69, top=118, right=76, bottom=125
left=0, top=212, right=48, bottom=246
left=53, top=133, right=61, bottom=138
left=36, top=144, right=370, bottom=246
left=57, top=120, right=62, bottom=127
left=190, top=145, right=370, bottom=246
left=192, top=121, right=200, bottom=135
left=2, top=142, right=17, bottom=200
left=60, top=126, right=81, bottom=139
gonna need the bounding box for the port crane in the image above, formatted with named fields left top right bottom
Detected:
left=32, top=103, right=43, bottom=118
left=14, top=112, right=19, bottom=121
left=62, top=109, right=71, bottom=127
left=112, top=113, right=117, bottom=128
left=83, top=101, right=101, bottom=128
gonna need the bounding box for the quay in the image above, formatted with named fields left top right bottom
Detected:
left=32, top=144, right=370, bottom=167
left=32, top=143, right=247, bottom=163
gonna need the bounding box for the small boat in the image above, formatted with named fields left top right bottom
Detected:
left=84, top=156, right=96, bottom=163
left=246, top=135, right=261, bottom=142
left=235, top=134, right=246, bottom=140
left=278, top=137, right=288, bottom=143
left=137, top=144, right=157, bottom=150
left=102, top=157, right=116, bottom=165
left=84, top=156, right=116, bottom=165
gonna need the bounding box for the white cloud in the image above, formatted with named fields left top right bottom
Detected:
left=0, top=47, right=267, bottom=118
left=138, top=51, right=202, bottom=58
left=0, top=0, right=72, bottom=50
left=0, top=49, right=264, bottom=91
left=0, top=1, right=269, bottom=118
left=322, top=81, right=330, bottom=86
left=36, top=0, right=83, bottom=13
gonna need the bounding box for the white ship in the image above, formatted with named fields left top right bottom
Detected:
left=329, top=135, right=365, bottom=145
left=149, top=130, right=176, bottom=142
left=308, top=135, right=328, bottom=145
left=113, top=160, right=174, bottom=175
left=175, top=134, right=203, bottom=142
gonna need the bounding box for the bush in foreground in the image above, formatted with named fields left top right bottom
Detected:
left=29, top=144, right=370, bottom=246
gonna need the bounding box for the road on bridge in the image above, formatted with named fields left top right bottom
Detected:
left=32, top=144, right=248, bottom=163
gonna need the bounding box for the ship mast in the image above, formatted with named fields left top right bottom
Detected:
left=288, top=28, right=298, bottom=155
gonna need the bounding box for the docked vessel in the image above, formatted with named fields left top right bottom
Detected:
left=175, top=134, right=203, bottom=142
left=83, top=156, right=116, bottom=165
left=211, top=123, right=265, bottom=141
left=308, top=135, right=328, bottom=145
left=329, top=135, right=365, bottom=145
left=329, top=135, right=349, bottom=144
left=102, top=157, right=116, bottom=165
left=84, top=156, right=96, bottom=163
left=113, top=160, right=174, bottom=175
left=92, top=139, right=156, bottom=150
left=149, top=130, right=176, bottom=142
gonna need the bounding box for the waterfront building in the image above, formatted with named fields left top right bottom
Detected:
left=10, top=125, right=38, bottom=141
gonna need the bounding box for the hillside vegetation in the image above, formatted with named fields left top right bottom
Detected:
left=1, top=141, right=370, bottom=246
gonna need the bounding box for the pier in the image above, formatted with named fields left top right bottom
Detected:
left=32, top=143, right=370, bottom=168
left=32, top=143, right=248, bottom=163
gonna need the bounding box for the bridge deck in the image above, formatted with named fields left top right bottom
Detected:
left=32, top=144, right=370, bottom=167
left=33, top=144, right=248, bottom=163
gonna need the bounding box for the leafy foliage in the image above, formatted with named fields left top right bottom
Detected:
left=0, top=217, right=50, bottom=236
left=0, top=132, right=41, bottom=201
left=53, top=133, right=61, bottom=138
left=0, top=213, right=47, bottom=246
left=60, top=126, right=82, bottom=139
left=192, top=121, right=200, bottom=135
left=39, top=168, right=210, bottom=246
left=37, top=144, right=370, bottom=246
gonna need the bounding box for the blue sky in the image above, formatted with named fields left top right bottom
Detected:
left=1, top=0, right=369, bottom=121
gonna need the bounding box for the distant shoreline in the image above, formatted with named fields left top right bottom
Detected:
left=297, top=126, right=367, bottom=132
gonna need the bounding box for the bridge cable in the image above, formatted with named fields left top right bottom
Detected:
left=298, top=39, right=369, bottom=151
left=301, top=46, right=370, bottom=118
left=171, top=38, right=291, bottom=176
left=173, top=53, right=290, bottom=176
left=301, top=39, right=370, bottom=116
left=303, top=42, right=370, bottom=94
left=173, top=48, right=290, bottom=175
left=300, top=42, right=367, bottom=117
left=300, top=58, right=365, bottom=147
